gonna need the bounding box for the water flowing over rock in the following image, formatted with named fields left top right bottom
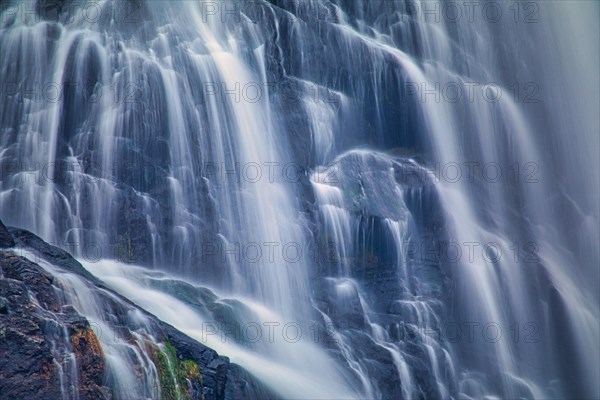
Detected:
left=0, top=223, right=274, bottom=400
left=1, top=0, right=598, bottom=399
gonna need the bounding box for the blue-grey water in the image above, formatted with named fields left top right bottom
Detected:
left=1, top=1, right=598, bottom=399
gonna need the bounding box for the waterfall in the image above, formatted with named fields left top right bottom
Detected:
left=1, top=1, right=598, bottom=399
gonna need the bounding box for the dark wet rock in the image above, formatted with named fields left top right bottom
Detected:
left=313, top=278, right=367, bottom=330
left=8, top=226, right=101, bottom=285
left=0, top=223, right=276, bottom=400
left=225, top=364, right=278, bottom=400
left=68, top=319, right=109, bottom=399
left=0, top=220, right=14, bottom=248
left=114, top=188, right=154, bottom=265
left=0, top=250, right=107, bottom=400
left=308, top=152, right=454, bottom=399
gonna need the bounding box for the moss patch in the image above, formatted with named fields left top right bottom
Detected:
left=150, top=340, right=203, bottom=400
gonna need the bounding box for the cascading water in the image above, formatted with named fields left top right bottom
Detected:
left=19, top=248, right=164, bottom=400
left=1, top=1, right=598, bottom=399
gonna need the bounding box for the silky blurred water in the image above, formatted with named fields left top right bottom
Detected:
left=1, top=1, right=598, bottom=399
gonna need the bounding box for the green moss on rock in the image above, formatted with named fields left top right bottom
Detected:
left=150, top=340, right=203, bottom=400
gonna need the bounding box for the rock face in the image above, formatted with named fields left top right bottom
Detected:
left=309, top=152, right=450, bottom=399
left=0, top=220, right=14, bottom=248
left=0, top=250, right=94, bottom=400
left=0, top=221, right=276, bottom=400
left=0, top=0, right=427, bottom=277
left=69, top=319, right=107, bottom=399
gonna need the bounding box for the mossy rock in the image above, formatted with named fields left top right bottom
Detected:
left=150, top=340, right=203, bottom=400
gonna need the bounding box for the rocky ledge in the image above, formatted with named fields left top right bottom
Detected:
left=0, top=220, right=275, bottom=400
